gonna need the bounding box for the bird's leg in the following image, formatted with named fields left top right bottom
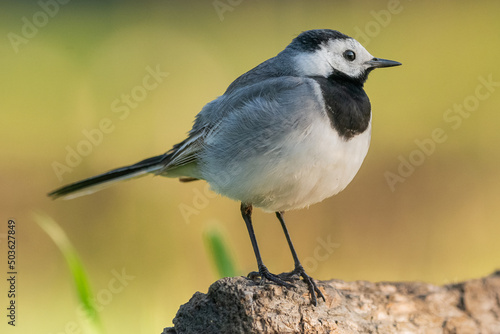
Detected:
left=241, top=203, right=293, bottom=288
left=275, top=211, right=326, bottom=306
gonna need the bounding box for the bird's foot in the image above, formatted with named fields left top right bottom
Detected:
left=279, top=265, right=325, bottom=306
left=248, top=265, right=294, bottom=289
left=248, top=265, right=325, bottom=305
left=277, top=268, right=302, bottom=282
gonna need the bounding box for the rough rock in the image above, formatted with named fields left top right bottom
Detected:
left=163, top=271, right=500, bottom=334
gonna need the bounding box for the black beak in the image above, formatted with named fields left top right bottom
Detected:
left=366, top=57, right=402, bottom=69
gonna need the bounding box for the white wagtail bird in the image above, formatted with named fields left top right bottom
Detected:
left=49, top=29, right=401, bottom=305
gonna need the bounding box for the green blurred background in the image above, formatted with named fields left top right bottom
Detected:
left=2, top=0, right=500, bottom=333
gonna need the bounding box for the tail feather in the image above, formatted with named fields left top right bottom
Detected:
left=48, top=154, right=167, bottom=200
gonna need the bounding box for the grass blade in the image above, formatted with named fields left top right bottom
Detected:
left=203, top=226, right=236, bottom=278
left=34, top=213, right=103, bottom=334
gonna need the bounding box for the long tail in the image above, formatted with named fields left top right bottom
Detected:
left=48, top=154, right=168, bottom=200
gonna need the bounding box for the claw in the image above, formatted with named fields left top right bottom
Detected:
left=281, top=265, right=325, bottom=306
left=248, top=265, right=325, bottom=305
left=297, top=266, right=325, bottom=306
left=278, top=268, right=302, bottom=282
left=248, top=265, right=295, bottom=289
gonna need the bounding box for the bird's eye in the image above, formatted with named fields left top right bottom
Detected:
left=343, top=50, right=356, bottom=61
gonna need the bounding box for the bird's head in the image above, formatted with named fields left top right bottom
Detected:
left=287, top=29, right=401, bottom=84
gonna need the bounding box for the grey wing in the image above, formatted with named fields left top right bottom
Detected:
left=156, top=128, right=206, bottom=180
left=161, top=76, right=322, bottom=181
left=198, top=77, right=325, bottom=180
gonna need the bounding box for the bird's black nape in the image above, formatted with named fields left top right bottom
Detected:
left=289, top=29, right=350, bottom=53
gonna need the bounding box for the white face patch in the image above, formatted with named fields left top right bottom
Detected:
left=324, top=38, right=374, bottom=78
left=294, top=38, right=374, bottom=79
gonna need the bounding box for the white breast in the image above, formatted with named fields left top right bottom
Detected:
left=250, top=116, right=371, bottom=212
left=208, top=114, right=372, bottom=213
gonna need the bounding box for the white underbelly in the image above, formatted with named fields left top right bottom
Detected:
left=260, top=122, right=371, bottom=211
left=209, top=116, right=372, bottom=212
